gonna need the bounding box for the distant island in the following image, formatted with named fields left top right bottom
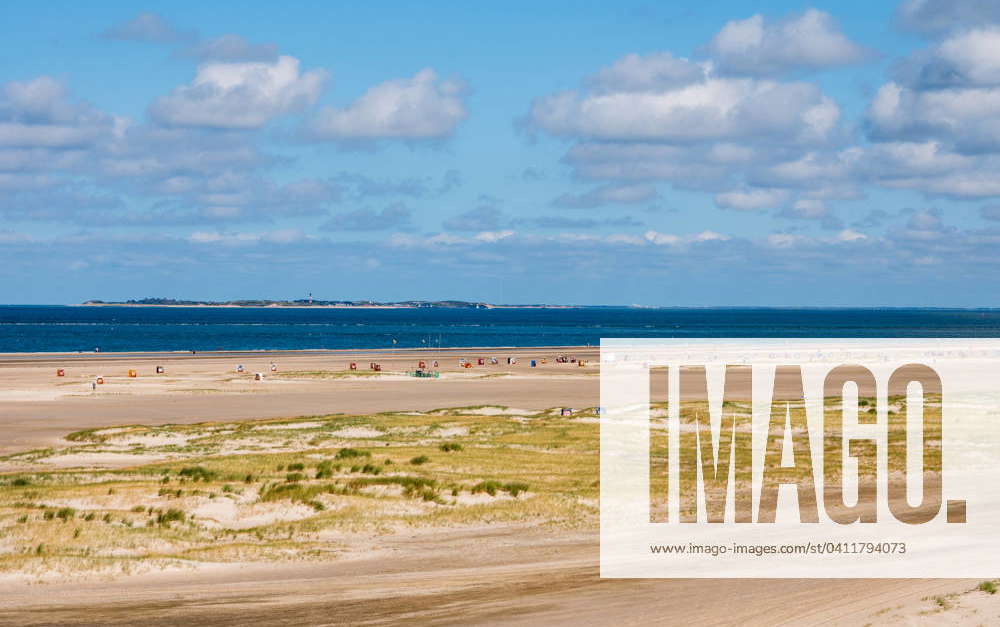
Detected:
left=81, top=298, right=566, bottom=309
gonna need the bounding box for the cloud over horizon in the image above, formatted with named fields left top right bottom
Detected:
left=3, top=3, right=1000, bottom=304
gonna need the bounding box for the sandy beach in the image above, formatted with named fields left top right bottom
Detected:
left=0, top=347, right=599, bottom=456
left=0, top=348, right=994, bottom=625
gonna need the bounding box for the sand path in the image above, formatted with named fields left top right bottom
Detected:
left=0, top=527, right=974, bottom=626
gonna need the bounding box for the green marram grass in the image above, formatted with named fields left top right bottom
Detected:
left=0, top=405, right=600, bottom=577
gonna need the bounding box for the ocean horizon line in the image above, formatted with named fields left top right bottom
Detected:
left=2, top=304, right=1000, bottom=311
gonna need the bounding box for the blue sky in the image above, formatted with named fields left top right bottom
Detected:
left=1, top=0, right=999, bottom=306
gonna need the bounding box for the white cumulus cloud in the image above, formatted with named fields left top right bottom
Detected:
left=305, top=69, right=467, bottom=141
left=530, top=76, right=839, bottom=143
left=150, top=56, right=327, bottom=129
left=707, top=10, right=869, bottom=76
left=0, top=77, right=118, bottom=148
left=864, top=22, right=1000, bottom=198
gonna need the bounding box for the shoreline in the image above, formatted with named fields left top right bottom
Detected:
left=0, top=345, right=597, bottom=362
left=0, top=336, right=991, bottom=360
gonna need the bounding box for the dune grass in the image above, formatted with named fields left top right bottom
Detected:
left=0, top=405, right=599, bottom=576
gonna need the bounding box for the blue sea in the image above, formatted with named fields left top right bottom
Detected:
left=0, top=306, right=999, bottom=353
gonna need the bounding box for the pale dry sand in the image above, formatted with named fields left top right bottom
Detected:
left=0, top=527, right=982, bottom=626
left=0, top=347, right=599, bottom=456
left=0, top=348, right=993, bottom=626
